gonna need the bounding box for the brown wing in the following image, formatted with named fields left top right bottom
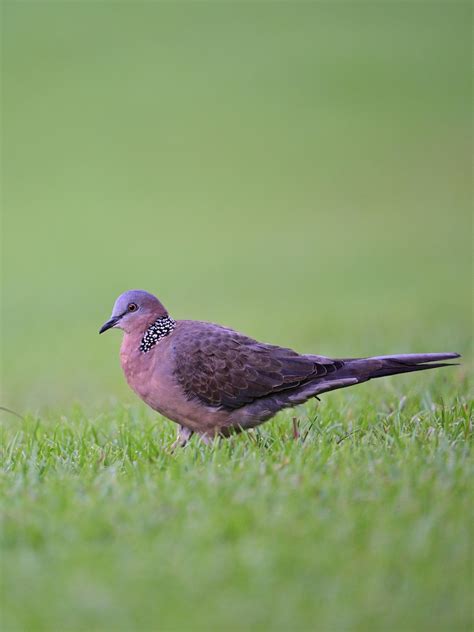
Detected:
left=174, top=322, right=343, bottom=409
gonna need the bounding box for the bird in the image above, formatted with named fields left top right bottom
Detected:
left=100, top=289, right=460, bottom=448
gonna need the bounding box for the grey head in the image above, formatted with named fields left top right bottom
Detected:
left=99, top=290, right=168, bottom=335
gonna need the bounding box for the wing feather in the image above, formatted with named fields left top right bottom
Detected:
left=174, top=322, right=343, bottom=409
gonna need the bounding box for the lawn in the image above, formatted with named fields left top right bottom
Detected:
left=1, top=2, right=472, bottom=631
left=2, top=392, right=472, bottom=631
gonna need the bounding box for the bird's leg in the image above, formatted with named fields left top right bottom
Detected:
left=198, top=432, right=219, bottom=447
left=170, top=425, right=194, bottom=451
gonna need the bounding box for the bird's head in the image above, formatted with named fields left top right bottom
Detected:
left=99, top=290, right=168, bottom=335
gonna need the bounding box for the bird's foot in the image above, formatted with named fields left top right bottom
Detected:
left=198, top=432, right=220, bottom=447
left=169, top=425, right=194, bottom=452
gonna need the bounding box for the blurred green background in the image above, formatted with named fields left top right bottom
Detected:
left=2, top=4, right=472, bottom=632
left=2, top=2, right=471, bottom=407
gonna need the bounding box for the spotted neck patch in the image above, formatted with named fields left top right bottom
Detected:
left=140, top=315, right=176, bottom=353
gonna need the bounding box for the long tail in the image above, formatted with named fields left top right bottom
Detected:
left=296, top=352, right=461, bottom=401
left=343, top=352, right=460, bottom=381
left=241, top=352, right=461, bottom=425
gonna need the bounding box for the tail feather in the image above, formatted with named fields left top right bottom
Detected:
left=239, top=352, right=460, bottom=426
left=364, top=352, right=460, bottom=364
left=342, top=352, right=460, bottom=382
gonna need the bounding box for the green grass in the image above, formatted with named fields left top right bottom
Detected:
left=2, top=384, right=472, bottom=631
left=1, top=2, right=472, bottom=630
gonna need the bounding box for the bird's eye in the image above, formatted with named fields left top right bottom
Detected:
left=128, top=303, right=138, bottom=312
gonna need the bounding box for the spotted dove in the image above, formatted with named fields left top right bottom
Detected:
left=100, top=290, right=460, bottom=447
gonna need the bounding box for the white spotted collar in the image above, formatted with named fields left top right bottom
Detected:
left=140, top=315, right=176, bottom=353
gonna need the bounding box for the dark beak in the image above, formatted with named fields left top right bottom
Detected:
left=99, top=316, right=120, bottom=334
